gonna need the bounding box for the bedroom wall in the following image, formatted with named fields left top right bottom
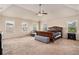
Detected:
left=0, top=5, right=39, bottom=39
left=0, top=5, right=79, bottom=40
left=0, top=15, right=38, bottom=39
left=40, top=15, right=79, bottom=40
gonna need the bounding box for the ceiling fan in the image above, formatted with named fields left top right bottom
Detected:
left=36, top=4, right=47, bottom=16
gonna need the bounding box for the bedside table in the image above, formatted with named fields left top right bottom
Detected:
left=31, top=33, right=36, bottom=37
left=68, top=33, right=76, bottom=40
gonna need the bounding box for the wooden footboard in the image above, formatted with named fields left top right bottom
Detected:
left=36, top=31, right=54, bottom=42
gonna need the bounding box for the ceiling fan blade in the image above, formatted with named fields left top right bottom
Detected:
left=42, top=13, right=47, bottom=15
left=42, top=10, right=47, bottom=15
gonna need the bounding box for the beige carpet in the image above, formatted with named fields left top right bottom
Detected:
left=2, top=36, right=79, bottom=55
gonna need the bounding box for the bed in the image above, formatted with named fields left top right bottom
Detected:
left=35, top=26, right=63, bottom=43
left=48, top=26, right=63, bottom=39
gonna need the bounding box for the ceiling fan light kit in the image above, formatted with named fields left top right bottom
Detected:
left=36, top=4, right=47, bottom=16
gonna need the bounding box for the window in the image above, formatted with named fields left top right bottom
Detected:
left=43, top=24, right=48, bottom=31
left=32, top=24, right=37, bottom=32
left=68, top=21, right=76, bottom=33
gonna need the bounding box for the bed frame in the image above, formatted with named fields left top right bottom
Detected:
left=48, top=26, right=63, bottom=38
left=36, top=26, right=63, bottom=42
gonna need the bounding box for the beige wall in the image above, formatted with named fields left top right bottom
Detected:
left=1, top=15, right=79, bottom=39
left=0, top=15, right=38, bottom=39
left=40, top=15, right=79, bottom=40
left=0, top=5, right=39, bottom=39
left=0, top=5, right=79, bottom=40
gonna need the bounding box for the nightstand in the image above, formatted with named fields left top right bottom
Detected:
left=68, top=33, right=76, bottom=40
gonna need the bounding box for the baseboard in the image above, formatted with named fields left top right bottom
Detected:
left=3, top=34, right=30, bottom=39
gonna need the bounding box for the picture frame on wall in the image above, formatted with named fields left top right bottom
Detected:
left=22, top=22, right=28, bottom=32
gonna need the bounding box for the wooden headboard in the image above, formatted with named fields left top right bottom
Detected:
left=48, top=26, right=63, bottom=38
left=48, top=26, right=63, bottom=32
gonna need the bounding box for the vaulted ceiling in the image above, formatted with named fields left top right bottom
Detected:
left=0, top=4, right=79, bottom=21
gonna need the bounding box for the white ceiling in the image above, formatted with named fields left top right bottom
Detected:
left=0, top=4, right=11, bottom=12
left=0, top=4, right=79, bottom=20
